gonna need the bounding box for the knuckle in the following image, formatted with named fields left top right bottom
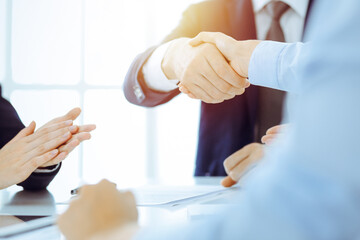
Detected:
left=30, top=158, right=40, bottom=169
left=219, top=84, right=232, bottom=93
left=37, top=144, right=46, bottom=153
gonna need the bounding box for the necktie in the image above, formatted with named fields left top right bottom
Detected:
left=255, top=1, right=289, bottom=142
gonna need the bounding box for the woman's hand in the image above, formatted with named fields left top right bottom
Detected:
left=0, top=120, right=76, bottom=189
left=36, top=108, right=96, bottom=167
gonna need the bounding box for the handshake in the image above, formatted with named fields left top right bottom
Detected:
left=162, top=32, right=261, bottom=103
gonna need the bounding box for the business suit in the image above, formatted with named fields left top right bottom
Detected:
left=0, top=85, right=60, bottom=191
left=124, top=0, right=310, bottom=176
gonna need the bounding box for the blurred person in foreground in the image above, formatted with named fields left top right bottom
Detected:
left=59, top=0, right=360, bottom=239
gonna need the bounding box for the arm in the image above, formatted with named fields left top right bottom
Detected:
left=0, top=91, right=95, bottom=190
left=123, top=2, right=203, bottom=107
left=123, top=1, right=247, bottom=106
left=0, top=91, right=59, bottom=191
left=187, top=32, right=304, bottom=94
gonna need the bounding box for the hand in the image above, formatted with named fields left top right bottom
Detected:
left=0, top=121, right=75, bottom=189
left=58, top=179, right=138, bottom=240
left=162, top=38, right=249, bottom=103
left=261, top=124, right=288, bottom=145
left=37, top=108, right=96, bottom=167
left=189, top=32, right=261, bottom=78
left=221, top=143, right=264, bottom=188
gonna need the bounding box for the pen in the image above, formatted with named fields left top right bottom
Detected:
left=70, top=187, right=80, bottom=195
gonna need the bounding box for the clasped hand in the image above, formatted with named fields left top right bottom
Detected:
left=165, top=32, right=260, bottom=103
left=0, top=108, right=96, bottom=189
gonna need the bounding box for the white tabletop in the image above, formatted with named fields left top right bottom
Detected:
left=0, top=177, right=242, bottom=239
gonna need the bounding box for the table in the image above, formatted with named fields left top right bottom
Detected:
left=0, top=177, right=242, bottom=239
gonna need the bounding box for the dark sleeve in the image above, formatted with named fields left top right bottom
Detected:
left=123, top=1, right=218, bottom=107
left=17, top=163, right=61, bottom=191
left=0, top=86, right=60, bottom=191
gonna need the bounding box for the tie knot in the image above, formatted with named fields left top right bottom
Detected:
left=266, top=1, right=290, bottom=21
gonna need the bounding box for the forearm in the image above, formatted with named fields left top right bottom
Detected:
left=248, top=41, right=305, bottom=93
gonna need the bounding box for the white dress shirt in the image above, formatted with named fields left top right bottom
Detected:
left=142, top=0, right=309, bottom=92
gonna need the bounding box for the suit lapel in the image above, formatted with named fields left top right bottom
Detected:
left=226, top=0, right=257, bottom=40
left=226, top=0, right=259, bottom=133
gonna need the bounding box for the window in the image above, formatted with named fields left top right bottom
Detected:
left=1, top=0, right=201, bottom=188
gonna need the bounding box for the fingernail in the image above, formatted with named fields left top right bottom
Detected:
left=63, top=132, right=70, bottom=139
left=65, top=120, right=73, bottom=126
left=69, top=125, right=77, bottom=132
left=245, top=80, right=251, bottom=88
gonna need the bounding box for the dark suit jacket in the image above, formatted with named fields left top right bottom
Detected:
left=0, top=85, right=60, bottom=190
left=124, top=0, right=312, bottom=176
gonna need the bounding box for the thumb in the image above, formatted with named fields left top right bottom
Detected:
left=10, top=121, right=36, bottom=142
left=221, top=176, right=237, bottom=188
left=189, top=32, right=236, bottom=60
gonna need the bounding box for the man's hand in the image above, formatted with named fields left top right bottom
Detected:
left=58, top=179, right=138, bottom=240
left=37, top=108, right=96, bottom=167
left=261, top=124, right=288, bottom=145
left=221, top=143, right=264, bottom=188
left=0, top=121, right=75, bottom=189
left=162, top=38, right=249, bottom=103
left=189, top=32, right=261, bottom=78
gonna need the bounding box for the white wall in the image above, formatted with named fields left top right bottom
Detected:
left=2, top=0, right=202, bottom=188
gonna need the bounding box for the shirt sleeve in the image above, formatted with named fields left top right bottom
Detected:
left=248, top=41, right=304, bottom=94
left=142, top=41, right=179, bottom=92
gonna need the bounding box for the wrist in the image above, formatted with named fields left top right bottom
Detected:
left=235, top=40, right=261, bottom=77
left=161, top=38, right=189, bottom=80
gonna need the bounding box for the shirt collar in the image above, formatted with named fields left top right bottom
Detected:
left=252, top=0, right=309, bottom=18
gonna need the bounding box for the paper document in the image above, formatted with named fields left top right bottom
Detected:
left=0, top=216, right=59, bottom=239
left=132, top=185, right=238, bottom=207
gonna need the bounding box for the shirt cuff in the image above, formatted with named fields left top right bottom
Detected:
left=34, top=163, right=60, bottom=173
left=248, top=41, right=288, bottom=91
left=142, top=41, right=179, bottom=92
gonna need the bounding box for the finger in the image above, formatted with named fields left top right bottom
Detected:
left=25, top=127, right=72, bottom=157
left=27, top=120, right=74, bottom=143
left=179, top=84, right=190, bottom=94
left=59, top=132, right=91, bottom=153
left=187, top=93, right=196, bottom=99
left=228, top=156, right=253, bottom=181
left=23, top=149, right=59, bottom=172
left=221, top=176, right=237, bottom=188
left=10, top=121, right=36, bottom=143
left=190, top=32, right=236, bottom=58
left=205, top=51, right=248, bottom=89
left=196, top=74, right=233, bottom=101
left=179, top=85, right=200, bottom=99
left=261, top=134, right=279, bottom=145
left=181, top=82, right=215, bottom=103
left=223, top=146, right=252, bottom=174
left=266, top=125, right=284, bottom=135
left=228, top=148, right=263, bottom=181
left=40, top=108, right=81, bottom=129
left=77, top=124, right=96, bottom=133
left=41, top=151, right=68, bottom=167
left=201, top=58, right=235, bottom=94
